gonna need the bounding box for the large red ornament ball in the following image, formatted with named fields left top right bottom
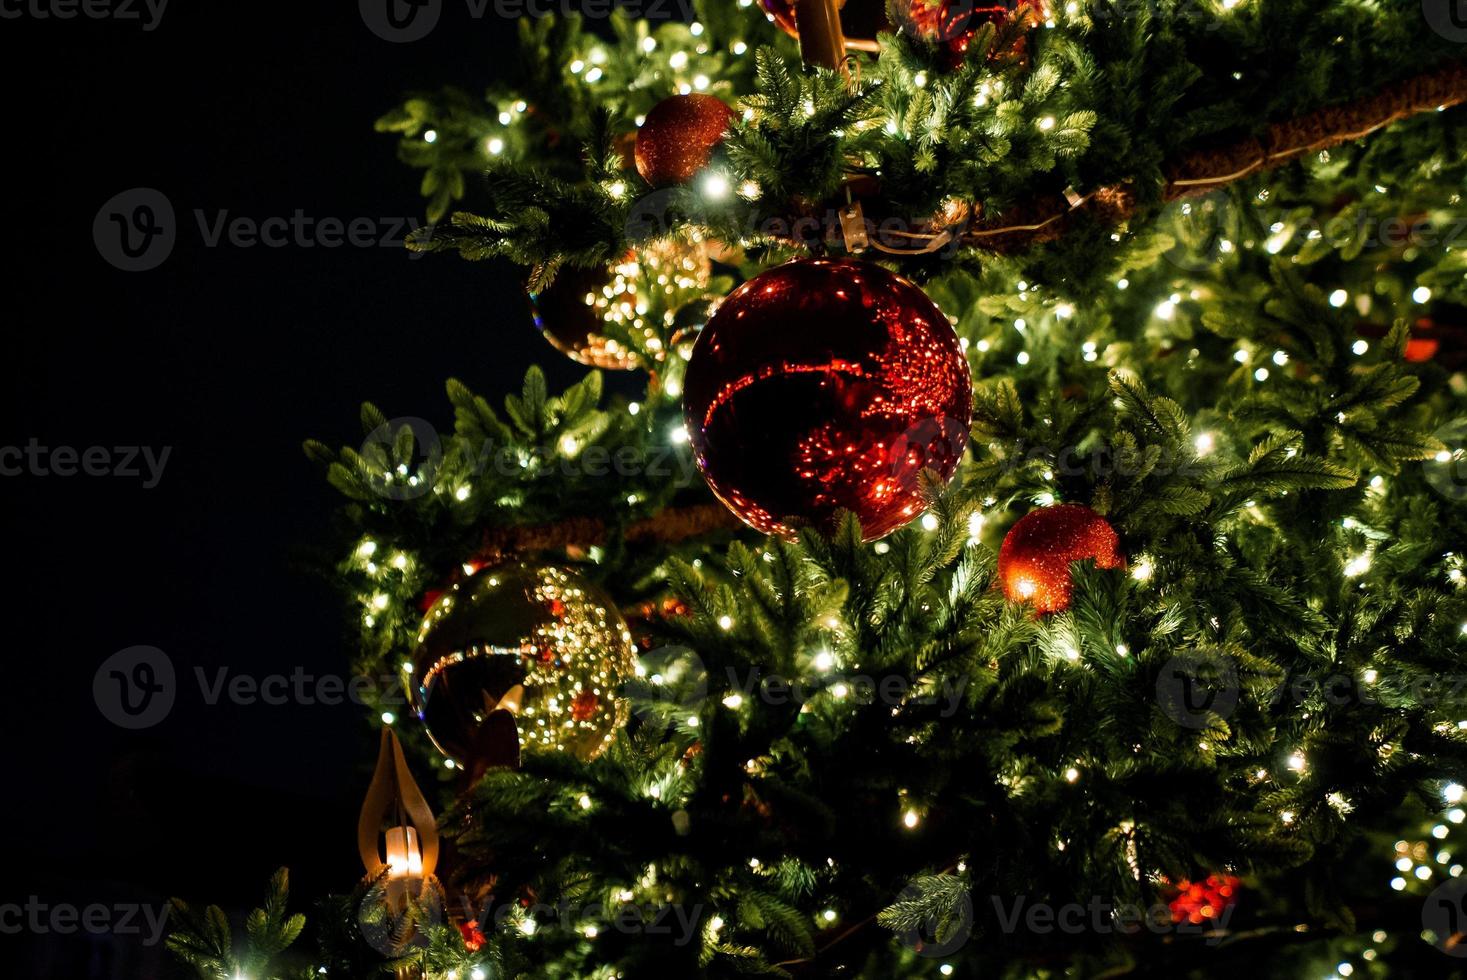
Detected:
left=634, top=95, right=735, bottom=188
left=901, top=0, right=1040, bottom=70
left=682, top=258, right=972, bottom=541
left=997, top=504, right=1124, bottom=614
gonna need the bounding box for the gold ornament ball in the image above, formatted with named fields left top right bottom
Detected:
left=528, top=241, right=712, bottom=370
left=411, top=562, right=636, bottom=765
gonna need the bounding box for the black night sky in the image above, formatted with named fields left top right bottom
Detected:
left=3, top=5, right=606, bottom=976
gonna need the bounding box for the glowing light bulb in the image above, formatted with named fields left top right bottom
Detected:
left=702, top=173, right=730, bottom=200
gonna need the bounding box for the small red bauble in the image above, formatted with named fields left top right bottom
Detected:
left=997, top=504, right=1124, bottom=614
left=682, top=258, right=972, bottom=541
left=634, top=95, right=735, bottom=188
left=902, top=0, right=1040, bottom=70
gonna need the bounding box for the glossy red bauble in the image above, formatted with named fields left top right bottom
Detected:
left=682, top=258, right=972, bottom=541
left=997, top=504, right=1124, bottom=614
left=634, top=95, right=735, bottom=188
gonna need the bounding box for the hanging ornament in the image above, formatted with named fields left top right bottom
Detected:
left=528, top=240, right=713, bottom=370
left=761, top=0, right=887, bottom=53
left=355, top=728, right=444, bottom=958
left=682, top=257, right=972, bottom=541
left=997, top=504, right=1124, bottom=614
left=899, top=0, right=1041, bottom=70
left=412, top=562, right=637, bottom=770
left=634, top=94, right=735, bottom=188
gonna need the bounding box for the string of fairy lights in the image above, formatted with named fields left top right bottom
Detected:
left=328, top=6, right=1467, bottom=977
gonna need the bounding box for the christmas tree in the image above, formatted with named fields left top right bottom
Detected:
left=166, top=1, right=1467, bottom=977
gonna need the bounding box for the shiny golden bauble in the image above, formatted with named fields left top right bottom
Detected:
left=528, top=241, right=713, bottom=370
left=411, top=562, right=636, bottom=765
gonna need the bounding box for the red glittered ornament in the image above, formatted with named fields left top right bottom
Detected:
left=998, top=504, right=1124, bottom=613
left=634, top=95, right=735, bottom=188
left=901, top=0, right=1040, bottom=70
left=682, top=258, right=972, bottom=541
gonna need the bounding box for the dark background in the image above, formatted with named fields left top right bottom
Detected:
left=1, top=4, right=616, bottom=976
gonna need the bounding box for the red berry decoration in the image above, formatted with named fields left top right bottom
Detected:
left=458, top=920, right=487, bottom=952
left=902, top=0, right=1040, bottom=70
left=998, top=504, right=1124, bottom=614
left=634, top=95, right=735, bottom=188
left=682, top=258, right=972, bottom=541
left=1166, top=874, right=1241, bottom=925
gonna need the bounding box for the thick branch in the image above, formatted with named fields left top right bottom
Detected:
left=827, top=61, right=1467, bottom=255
